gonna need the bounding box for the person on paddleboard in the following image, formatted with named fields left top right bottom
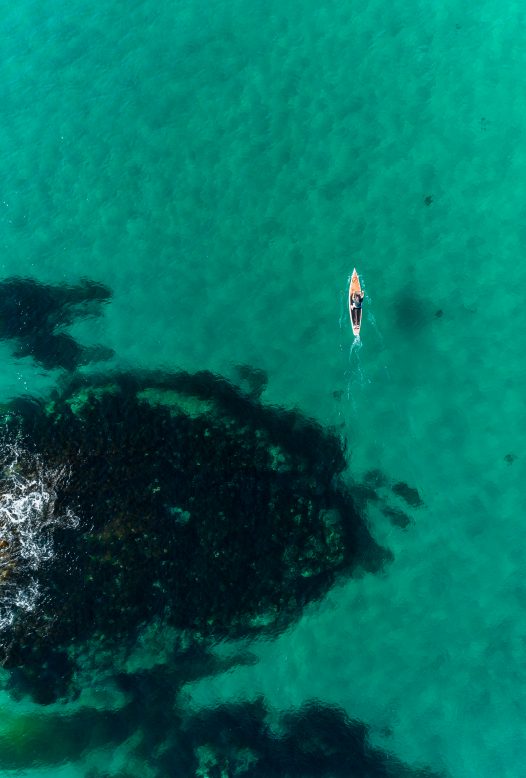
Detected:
left=351, top=290, right=364, bottom=309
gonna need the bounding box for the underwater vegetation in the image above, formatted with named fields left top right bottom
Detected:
left=124, top=671, right=443, bottom=778
left=0, top=277, right=113, bottom=369
left=0, top=368, right=390, bottom=703
left=174, top=697, right=442, bottom=778
left=0, top=657, right=443, bottom=778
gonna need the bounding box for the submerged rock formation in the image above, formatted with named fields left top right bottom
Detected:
left=0, top=369, right=389, bottom=703
left=176, top=698, right=441, bottom=778
left=0, top=670, right=443, bottom=778
left=0, top=277, right=113, bottom=370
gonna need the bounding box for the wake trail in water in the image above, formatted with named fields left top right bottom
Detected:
left=0, top=438, right=78, bottom=633
left=340, top=273, right=370, bottom=400
left=345, top=336, right=370, bottom=409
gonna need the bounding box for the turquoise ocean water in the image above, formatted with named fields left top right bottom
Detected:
left=0, top=0, right=526, bottom=775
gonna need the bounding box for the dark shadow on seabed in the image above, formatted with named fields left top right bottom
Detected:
left=0, top=277, right=114, bottom=369
left=0, top=360, right=434, bottom=776
left=0, top=368, right=392, bottom=704
left=0, top=660, right=444, bottom=778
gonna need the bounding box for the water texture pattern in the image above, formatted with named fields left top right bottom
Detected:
left=0, top=0, right=525, bottom=775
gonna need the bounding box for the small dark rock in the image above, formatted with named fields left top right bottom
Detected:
left=363, top=469, right=388, bottom=488
left=0, top=277, right=113, bottom=370
left=392, top=481, right=424, bottom=507
left=233, top=364, right=268, bottom=399
left=382, top=505, right=411, bottom=529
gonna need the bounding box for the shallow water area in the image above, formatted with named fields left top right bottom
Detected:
left=0, top=0, right=525, bottom=776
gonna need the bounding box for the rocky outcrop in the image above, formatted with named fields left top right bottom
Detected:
left=1, top=369, right=389, bottom=702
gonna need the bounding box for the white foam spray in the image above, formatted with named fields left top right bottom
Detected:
left=0, top=439, right=78, bottom=632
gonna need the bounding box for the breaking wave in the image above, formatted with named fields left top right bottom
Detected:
left=0, top=439, right=78, bottom=632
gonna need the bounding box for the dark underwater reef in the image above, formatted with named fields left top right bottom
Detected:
left=0, top=658, right=442, bottom=778
left=173, top=698, right=441, bottom=778
left=0, top=277, right=113, bottom=369
left=358, top=469, right=424, bottom=529
left=0, top=369, right=391, bottom=703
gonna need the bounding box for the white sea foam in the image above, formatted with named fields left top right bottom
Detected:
left=0, top=440, right=78, bottom=632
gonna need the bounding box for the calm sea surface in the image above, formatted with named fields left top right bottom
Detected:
left=0, top=0, right=525, bottom=775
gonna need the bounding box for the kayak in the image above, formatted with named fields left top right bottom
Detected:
left=348, top=268, right=363, bottom=336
